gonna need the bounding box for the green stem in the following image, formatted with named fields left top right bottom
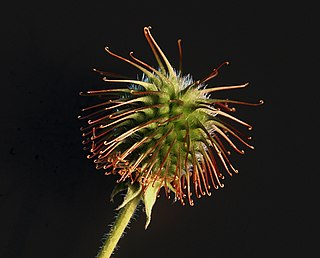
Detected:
left=97, top=192, right=141, bottom=258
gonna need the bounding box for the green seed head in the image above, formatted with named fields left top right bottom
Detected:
left=80, top=27, right=263, bottom=206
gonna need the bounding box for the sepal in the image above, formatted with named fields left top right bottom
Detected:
left=142, top=181, right=162, bottom=229
left=116, top=183, right=142, bottom=210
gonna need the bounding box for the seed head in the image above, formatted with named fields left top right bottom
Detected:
left=79, top=27, right=263, bottom=207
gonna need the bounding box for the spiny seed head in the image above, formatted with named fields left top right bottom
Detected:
left=79, top=26, right=263, bottom=206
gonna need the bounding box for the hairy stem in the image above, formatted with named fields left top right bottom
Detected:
left=97, top=191, right=142, bottom=258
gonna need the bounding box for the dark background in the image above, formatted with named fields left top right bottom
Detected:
left=1, top=1, right=318, bottom=258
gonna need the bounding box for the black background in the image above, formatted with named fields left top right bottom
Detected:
left=1, top=1, right=318, bottom=258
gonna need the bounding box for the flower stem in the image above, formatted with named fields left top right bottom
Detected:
left=97, top=191, right=142, bottom=258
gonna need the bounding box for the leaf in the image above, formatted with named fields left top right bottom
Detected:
left=142, top=181, right=162, bottom=230
left=116, top=183, right=142, bottom=210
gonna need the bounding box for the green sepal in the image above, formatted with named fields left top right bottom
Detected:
left=110, top=181, right=128, bottom=203
left=116, top=183, right=142, bottom=210
left=142, top=181, right=162, bottom=230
